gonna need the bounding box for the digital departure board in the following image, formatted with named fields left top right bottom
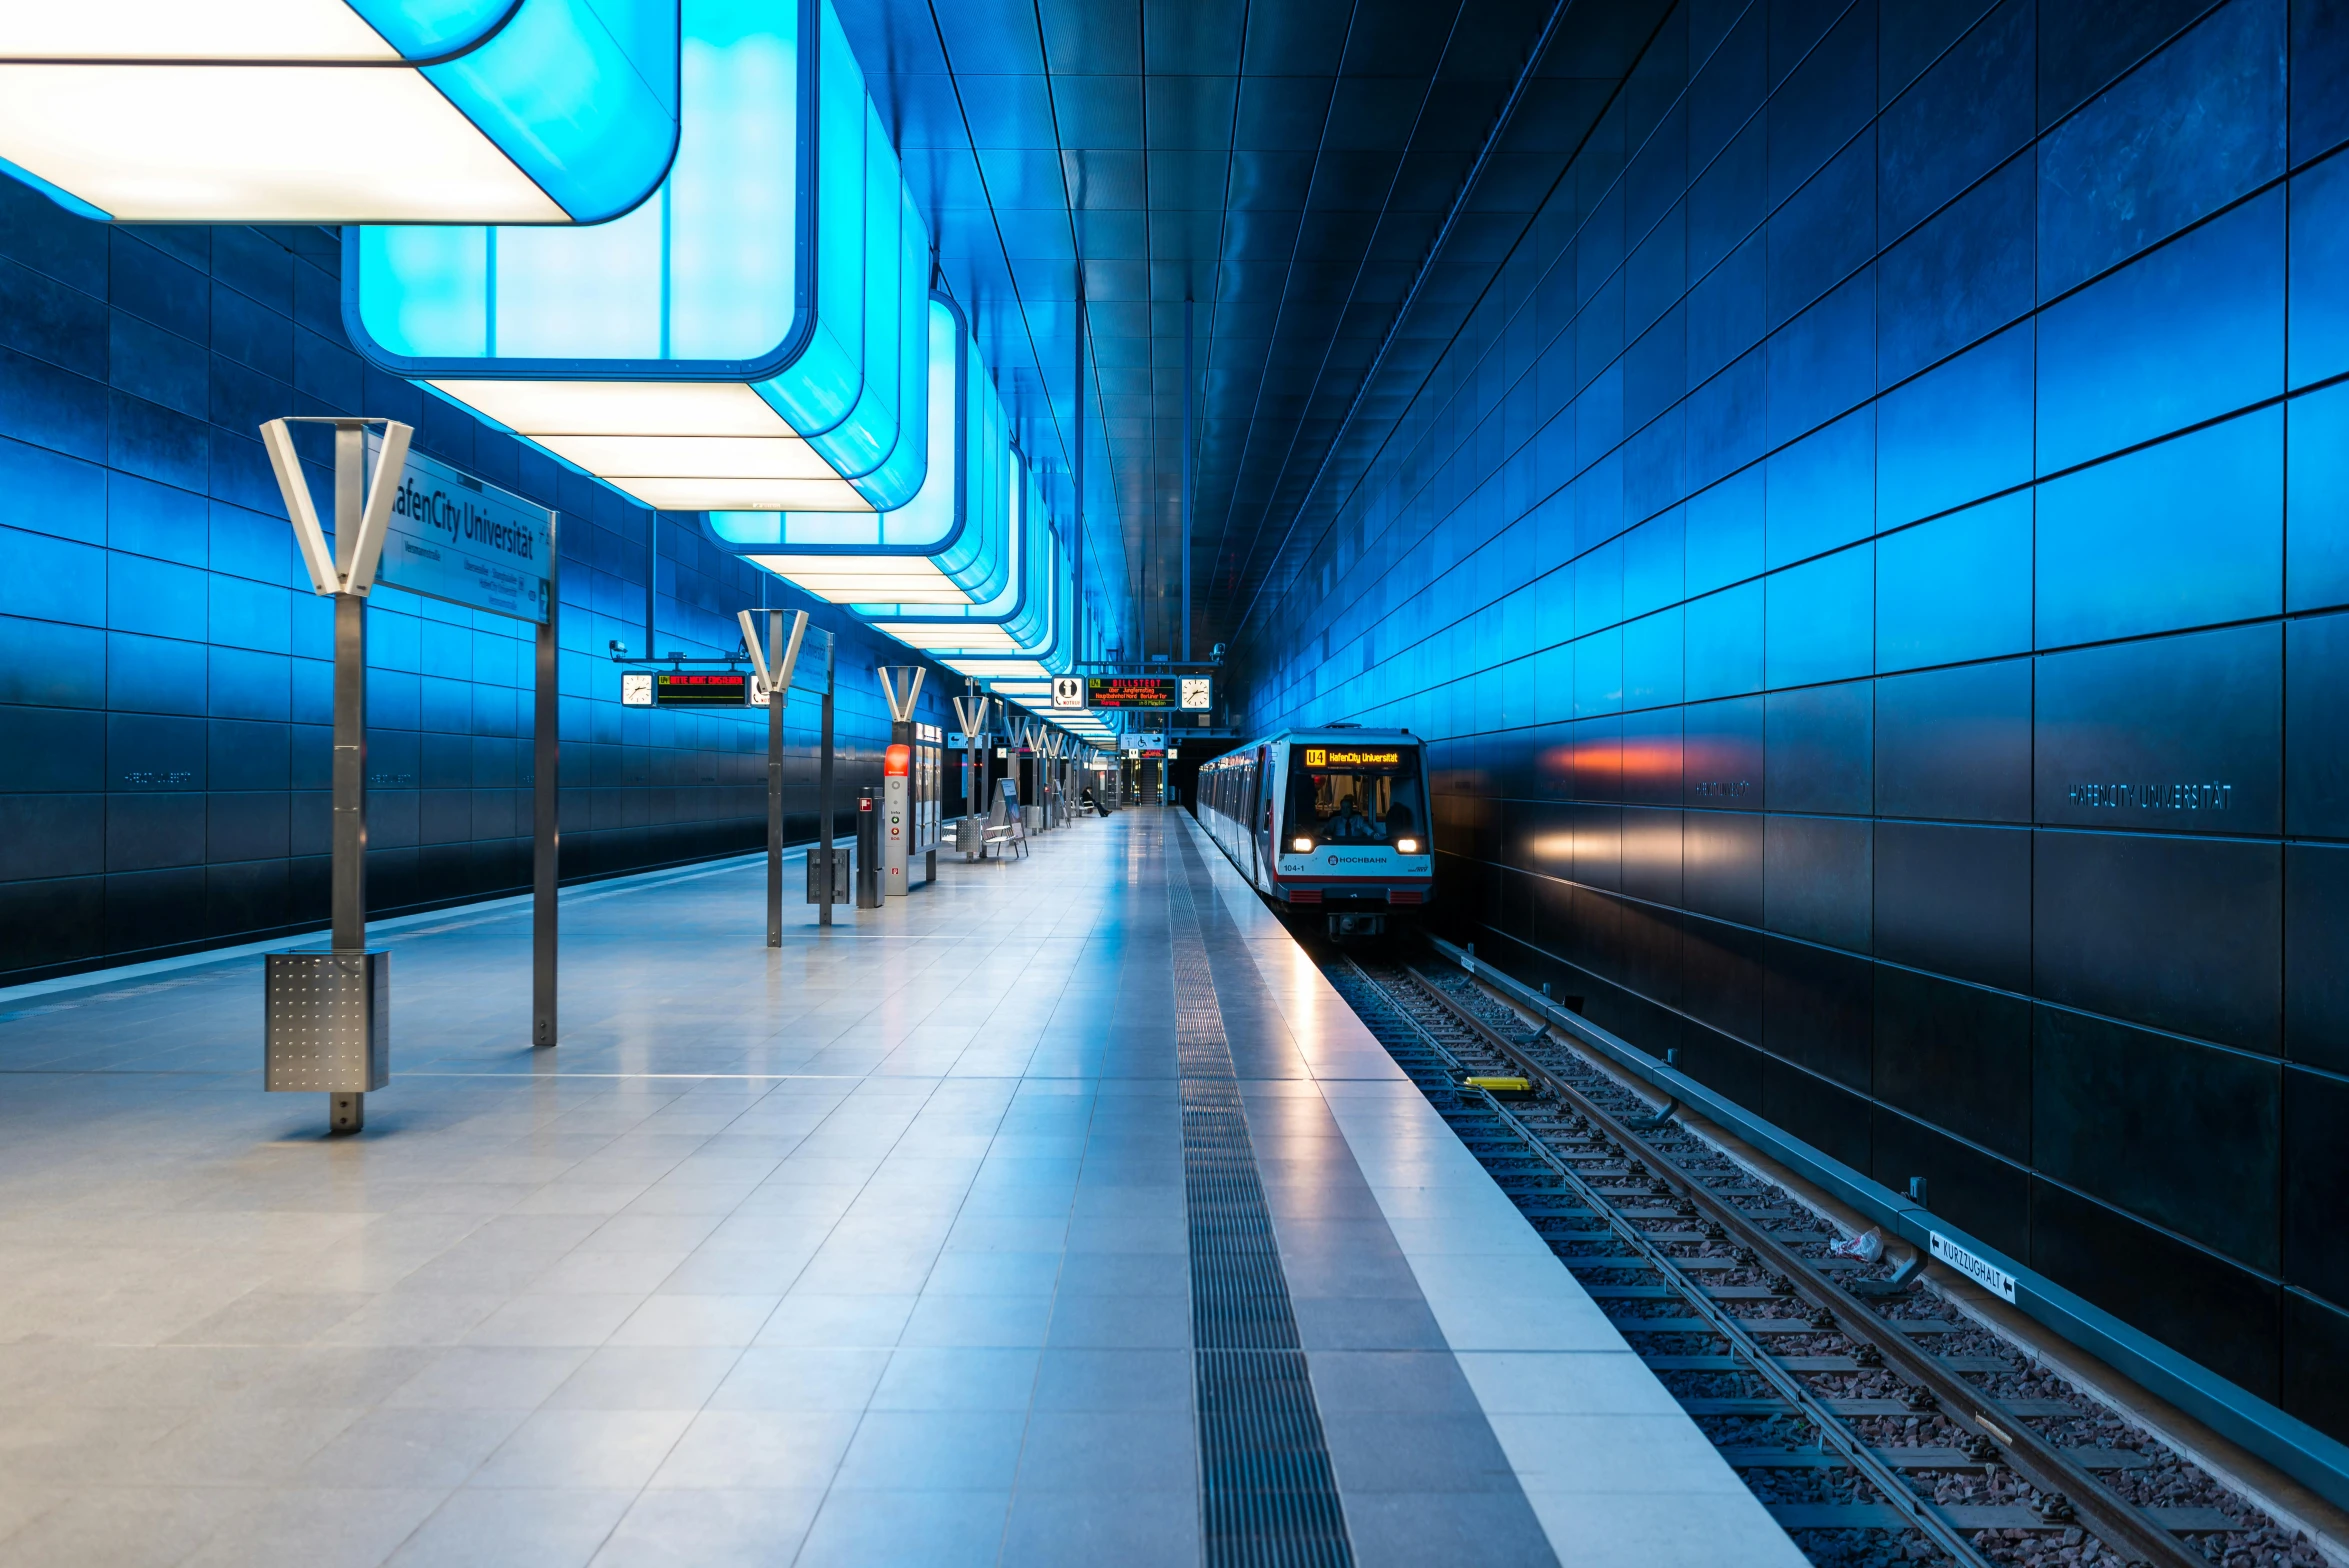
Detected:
left=1085, top=676, right=1213, bottom=710
left=654, top=671, right=748, bottom=707
left=1086, top=677, right=1174, bottom=708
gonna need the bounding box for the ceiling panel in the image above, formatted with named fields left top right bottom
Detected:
left=838, top=0, right=1650, bottom=664
left=1052, top=76, right=1144, bottom=144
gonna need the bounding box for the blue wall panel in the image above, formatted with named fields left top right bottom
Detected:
left=0, top=185, right=951, bottom=985
left=1233, top=0, right=2349, bottom=1437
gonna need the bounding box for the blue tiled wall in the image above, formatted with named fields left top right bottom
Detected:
left=1233, top=0, right=2349, bottom=1436
left=0, top=192, right=951, bottom=984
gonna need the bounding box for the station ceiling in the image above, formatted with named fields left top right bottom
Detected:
left=841, top=0, right=1666, bottom=663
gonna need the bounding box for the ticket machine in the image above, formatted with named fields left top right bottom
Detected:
left=882, top=741, right=913, bottom=895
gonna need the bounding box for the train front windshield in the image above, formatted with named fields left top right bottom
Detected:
left=1285, top=744, right=1425, bottom=848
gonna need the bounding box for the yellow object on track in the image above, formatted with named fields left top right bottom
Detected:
left=1465, top=1075, right=1532, bottom=1096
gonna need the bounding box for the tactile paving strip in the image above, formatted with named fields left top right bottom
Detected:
left=1167, top=826, right=1354, bottom=1568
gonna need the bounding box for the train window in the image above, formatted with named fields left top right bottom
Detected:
left=1284, top=745, right=1423, bottom=847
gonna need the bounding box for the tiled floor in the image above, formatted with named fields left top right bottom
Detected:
left=0, top=808, right=1799, bottom=1567
left=1177, top=815, right=1805, bottom=1568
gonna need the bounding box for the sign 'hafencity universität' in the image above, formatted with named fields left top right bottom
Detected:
left=366, top=431, right=552, bottom=624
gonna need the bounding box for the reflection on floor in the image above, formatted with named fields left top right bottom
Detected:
left=0, top=808, right=1796, bottom=1567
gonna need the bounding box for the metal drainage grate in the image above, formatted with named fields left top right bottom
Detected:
left=1167, top=827, right=1353, bottom=1567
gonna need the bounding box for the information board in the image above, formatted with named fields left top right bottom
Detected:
left=1086, top=676, right=1213, bottom=710
left=1086, top=677, right=1172, bottom=708
left=365, top=432, right=553, bottom=623
left=654, top=671, right=748, bottom=707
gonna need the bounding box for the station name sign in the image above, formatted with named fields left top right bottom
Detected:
left=368, top=432, right=552, bottom=624
left=2067, top=780, right=2230, bottom=812
left=1084, top=676, right=1212, bottom=710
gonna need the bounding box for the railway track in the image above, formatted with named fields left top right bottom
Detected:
left=1316, top=948, right=2331, bottom=1568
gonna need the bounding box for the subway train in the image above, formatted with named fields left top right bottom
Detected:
left=1196, top=726, right=1433, bottom=936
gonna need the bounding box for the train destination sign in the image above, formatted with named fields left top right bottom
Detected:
left=367, top=431, right=552, bottom=623
left=1085, top=676, right=1213, bottom=710
left=1302, top=747, right=1405, bottom=768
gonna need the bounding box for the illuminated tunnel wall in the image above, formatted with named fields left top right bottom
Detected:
left=0, top=190, right=949, bottom=985
left=1234, top=0, right=2349, bottom=1436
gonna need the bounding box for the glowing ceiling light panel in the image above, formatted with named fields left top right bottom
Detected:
left=855, top=441, right=1028, bottom=638
left=347, top=0, right=927, bottom=514
left=0, top=0, right=678, bottom=223
left=926, top=544, right=1073, bottom=688
left=857, top=444, right=1055, bottom=655
left=709, top=294, right=1017, bottom=599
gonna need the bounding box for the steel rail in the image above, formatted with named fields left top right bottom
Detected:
left=1398, top=962, right=2205, bottom=1568
left=1341, top=956, right=1998, bottom=1567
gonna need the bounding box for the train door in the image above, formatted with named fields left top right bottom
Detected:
left=1249, top=745, right=1271, bottom=886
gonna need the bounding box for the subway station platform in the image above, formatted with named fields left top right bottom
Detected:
left=0, top=809, right=1800, bottom=1568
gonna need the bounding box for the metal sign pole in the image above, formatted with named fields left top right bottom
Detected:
left=324, top=429, right=370, bottom=1130
left=739, top=609, right=808, bottom=947
left=768, top=610, right=786, bottom=943
left=773, top=611, right=788, bottom=941
left=533, top=549, right=558, bottom=1047
left=993, top=699, right=1008, bottom=816
left=818, top=631, right=836, bottom=928
left=950, top=686, right=988, bottom=860
left=963, top=681, right=980, bottom=822
left=261, top=415, right=409, bottom=1135
left=329, top=424, right=367, bottom=961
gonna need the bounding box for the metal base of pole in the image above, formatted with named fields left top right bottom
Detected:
left=329, top=1093, right=364, bottom=1134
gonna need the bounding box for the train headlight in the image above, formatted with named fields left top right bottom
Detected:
left=1291, top=836, right=1315, bottom=854
left=1395, top=837, right=1421, bottom=854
